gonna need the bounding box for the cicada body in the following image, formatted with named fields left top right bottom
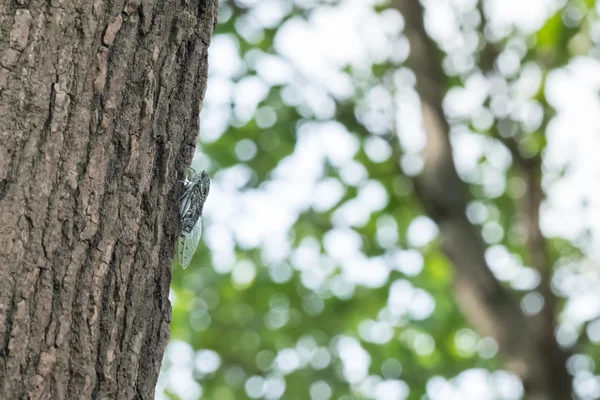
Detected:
left=177, top=168, right=210, bottom=268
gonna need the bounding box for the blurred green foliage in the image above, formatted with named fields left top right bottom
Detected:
left=160, top=0, right=600, bottom=399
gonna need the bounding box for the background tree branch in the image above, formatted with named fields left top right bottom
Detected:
left=394, top=1, right=571, bottom=398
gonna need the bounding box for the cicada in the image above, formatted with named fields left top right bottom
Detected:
left=177, top=168, right=210, bottom=268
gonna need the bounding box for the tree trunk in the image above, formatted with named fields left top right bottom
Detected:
left=395, top=1, right=572, bottom=399
left=0, top=1, right=217, bottom=398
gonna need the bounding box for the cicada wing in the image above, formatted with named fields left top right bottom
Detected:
left=177, top=216, right=203, bottom=269
left=179, top=188, right=193, bottom=217
left=188, top=215, right=203, bottom=252
left=177, top=236, right=189, bottom=268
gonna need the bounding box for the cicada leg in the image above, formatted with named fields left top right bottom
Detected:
left=185, top=167, right=197, bottom=181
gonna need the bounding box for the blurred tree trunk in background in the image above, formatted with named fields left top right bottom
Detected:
left=397, top=1, right=572, bottom=399
left=0, top=1, right=217, bottom=398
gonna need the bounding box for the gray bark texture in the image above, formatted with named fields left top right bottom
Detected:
left=0, top=0, right=218, bottom=399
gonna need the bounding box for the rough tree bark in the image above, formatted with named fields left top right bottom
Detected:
left=0, top=1, right=217, bottom=398
left=395, top=1, right=572, bottom=399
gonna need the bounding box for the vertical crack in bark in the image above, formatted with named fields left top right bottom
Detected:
left=393, top=1, right=572, bottom=399
left=0, top=0, right=218, bottom=398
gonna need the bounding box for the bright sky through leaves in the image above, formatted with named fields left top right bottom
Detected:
left=158, top=0, right=600, bottom=399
